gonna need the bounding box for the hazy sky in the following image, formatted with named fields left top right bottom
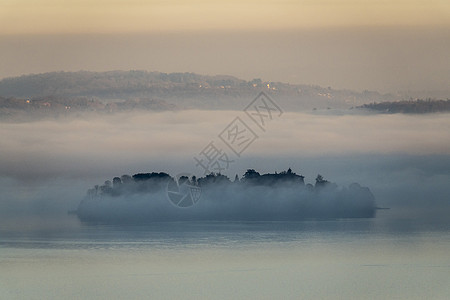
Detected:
left=0, top=0, right=449, bottom=92
left=2, top=0, right=449, bottom=34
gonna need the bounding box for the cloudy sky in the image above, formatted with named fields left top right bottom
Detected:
left=1, top=0, right=449, bottom=93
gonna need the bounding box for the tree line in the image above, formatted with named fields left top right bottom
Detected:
left=87, top=169, right=335, bottom=198
left=360, top=99, right=450, bottom=114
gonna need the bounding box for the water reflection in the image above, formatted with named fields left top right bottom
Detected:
left=1, top=212, right=449, bottom=251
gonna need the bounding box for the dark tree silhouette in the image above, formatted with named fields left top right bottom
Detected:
left=79, top=167, right=376, bottom=222
left=234, top=174, right=239, bottom=182
left=198, top=173, right=231, bottom=187
left=243, top=169, right=260, bottom=180
left=315, top=174, right=329, bottom=188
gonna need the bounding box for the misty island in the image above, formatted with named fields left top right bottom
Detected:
left=76, top=169, right=376, bottom=223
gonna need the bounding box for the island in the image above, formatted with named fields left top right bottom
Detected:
left=76, top=169, right=376, bottom=223
left=359, top=99, right=450, bottom=114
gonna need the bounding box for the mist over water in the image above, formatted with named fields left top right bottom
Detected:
left=0, top=110, right=449, bottom=226
left=2, top=0, right=449, bottom=297
left=1, top=110, right=449, bottom=299
left=1, top=110, right=449, bottom=178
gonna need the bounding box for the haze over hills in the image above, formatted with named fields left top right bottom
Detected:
left=0, top=70, right=398, bottom=112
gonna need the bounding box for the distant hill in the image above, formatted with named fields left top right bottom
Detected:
left=0, top=95, right=175, bottom=121
left=0, top=70, right=397, bottom=111
left=359, top=99, right=450, bottom=114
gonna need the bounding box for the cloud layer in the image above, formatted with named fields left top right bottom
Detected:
left=1, top=111, right=449, bottom=180
left=0, top=110, right=449, bottom=226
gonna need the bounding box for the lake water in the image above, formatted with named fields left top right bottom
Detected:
left=1, top=212, right=449, bottom=299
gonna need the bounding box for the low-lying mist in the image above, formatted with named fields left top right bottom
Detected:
left=0, top=110, right=449, bottom=228
left=77, top=171, right=376, bottom=223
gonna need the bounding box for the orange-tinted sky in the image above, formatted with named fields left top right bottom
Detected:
left=1, top=0, right=449, bottom=34
left=0, top=1, right=449, bottom=93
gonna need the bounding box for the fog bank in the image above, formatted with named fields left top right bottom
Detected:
left=0, top=110, right=449, bottom=226
left=0, top=111, right=449, bottom=180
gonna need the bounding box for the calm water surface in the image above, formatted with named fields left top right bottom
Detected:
left=1, top=212, right=449, bottom=299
